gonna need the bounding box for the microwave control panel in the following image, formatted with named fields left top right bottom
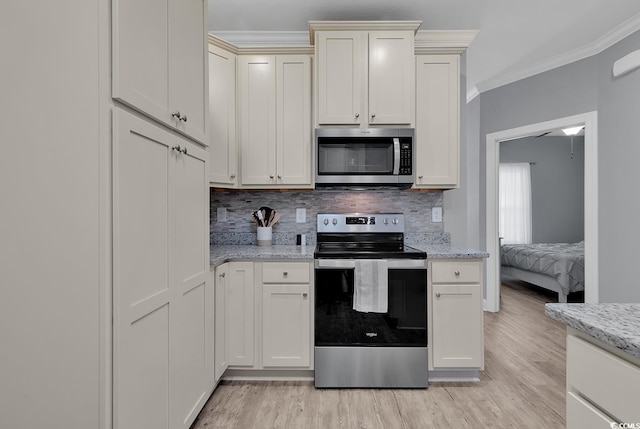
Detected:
left=400, top=140, right=412, bottom=175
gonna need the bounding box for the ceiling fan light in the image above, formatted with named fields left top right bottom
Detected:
left=562, top=126, right=583, bottom=136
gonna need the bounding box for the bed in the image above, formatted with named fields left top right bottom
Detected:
left=500, top=241, right=585, bottom=303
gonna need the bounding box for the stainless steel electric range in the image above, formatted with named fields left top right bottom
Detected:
left=313, top=213, right=428, bottom=388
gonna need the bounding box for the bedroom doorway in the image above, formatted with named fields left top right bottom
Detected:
left=485, top=112, right=599, bottom=312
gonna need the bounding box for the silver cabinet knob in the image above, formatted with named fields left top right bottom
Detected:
left=371, top=113, right=376, bottom=119
left=219, top=272, right=225, bottom=278
left=418, top=175, right=424, bottom=179
left=355, top=113, right=360, bottom=119
left=172, top=145, right=181, bottom=152
left=181, top=147, right=188, bottom=155
left=283, top=271, right=288, bottom=276
left=303, top=293, right=308, bottom=298
left=230, top=174, right=236, bottom=179
left=277, top=175, right=282, bottom=179
left=269, top=175, right=274, bottom=179
left=435, top=292, right=441, bottom=298
left=180, top=114, right=188, bottom=123
left=171, top=111, right=181, bottom=120
left=454, top=271, right=460, bottom=276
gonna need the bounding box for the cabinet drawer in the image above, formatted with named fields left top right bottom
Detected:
left=431, top=261, right=481, bottom=283
left=262, top=262, right=310, bottom=284
left=566, top=391, right=615, bottom=429
left=568, top=335, right=640, bottom=423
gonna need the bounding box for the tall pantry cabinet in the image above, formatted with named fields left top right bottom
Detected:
left=1, top=1, right=210, bottom=429
left=112, top=1, right=211, bottom=429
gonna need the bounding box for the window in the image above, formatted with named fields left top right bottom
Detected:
left=499, top=163, right=532, bottom=244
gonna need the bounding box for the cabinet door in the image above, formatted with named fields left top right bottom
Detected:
left=368, top=31, right=413, bottom=125
left=171, top=136, right=210, bottom=429
left=415, top=55, right=460, bottom=188
left=227, top=262, right=255, bottom=366
left=112, top=0, right=170, bottom=125
left=317, top=31, right=363, bottom=125
left=262, top=284, right=310, bottom=367
left=238, top=56, right=277, bottom=185
left=209, top=45, right=237, bottom=186
left=276, top=56, right=312, bottom=185
left=214, top=264, right=229, bottom=381
left=432, top=284, right=482, bottom=368
left=113, top=111, right=173, bottom=429
left=169, top=0, right=207, bottom=144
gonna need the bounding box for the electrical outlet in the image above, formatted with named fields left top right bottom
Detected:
left=216, top=207, right=227, bottom=222
left=431, top=207, right=443, bottom=223
left=296, top=208, right=306, bottom=223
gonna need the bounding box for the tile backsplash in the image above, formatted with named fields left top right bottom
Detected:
left=210, top=188, right=447, bottom=245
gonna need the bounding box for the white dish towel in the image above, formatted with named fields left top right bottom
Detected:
left=353, top=259, right=388, bottom=313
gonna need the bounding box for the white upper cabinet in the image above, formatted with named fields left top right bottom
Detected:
left=415, top=54, right=460, bottom=188
left=208, top=44, right=238, bottom=187
left=368, top=32, right=414, bottom=125
left=113, top=0, right=208, bottom=145
left=238, top=55, right=312, bottom=188
left=316, top=28, right=414, bottom=127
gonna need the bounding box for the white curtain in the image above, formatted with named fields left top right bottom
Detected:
left=499, top=162, right=532, bottom=244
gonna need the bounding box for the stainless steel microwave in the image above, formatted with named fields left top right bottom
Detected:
left=315, top=128, right=414, bottom=187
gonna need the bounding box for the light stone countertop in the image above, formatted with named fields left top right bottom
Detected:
left=210, top=243, right=488, bottom=266
left=545, top=303, right=640, bottom=359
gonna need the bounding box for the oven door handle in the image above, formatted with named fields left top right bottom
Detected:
left=315, top=259, right=427, bottom=269
left=315, top=259, right=356, bottom=269
left=393, top=138, right=400, bottom=175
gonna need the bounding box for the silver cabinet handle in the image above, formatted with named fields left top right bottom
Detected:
left=454, top=271, right=460, bottom=276
left=435, top=292, right=441, bottom=298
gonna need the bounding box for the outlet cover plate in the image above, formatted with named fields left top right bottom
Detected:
left=296, top=208, right=306, bottom=223
left=432, top=207, right=443, bottom=223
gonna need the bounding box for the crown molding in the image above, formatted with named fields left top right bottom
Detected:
left=473, top=11, right=640, bottom=98
left=414, top=30, right=478, bottom=55
left=208, top=32, right=314, bottom=55
left=308, top=20, right=422, bottom=45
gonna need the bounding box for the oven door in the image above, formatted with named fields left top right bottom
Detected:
left=314, top=258, right=428, bottom=388
left=314, top=259, right=427, bottom=347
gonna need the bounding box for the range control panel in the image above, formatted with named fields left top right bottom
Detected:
left=317, top=214, right=405, bottom=233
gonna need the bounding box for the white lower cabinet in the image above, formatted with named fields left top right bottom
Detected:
left=113, top=109, right=211, bottom=429
left=213, top=263, right=229, bottom=382
left=262, top=262, right=311, bottom=367
left=566, top=333, right=640, bottom=427
left=226, top=261, right=255, bottom=366
left=213, top=260, right=313, bottom=379
left=429, top=259, right=484, bottom=370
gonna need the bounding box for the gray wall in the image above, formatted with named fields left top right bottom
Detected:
left=456, top=28, right=640, bottom=302
left=500, top=136, right=585, bottom=243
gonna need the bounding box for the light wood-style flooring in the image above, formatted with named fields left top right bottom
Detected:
left=192, top=280, right=567, bottom=429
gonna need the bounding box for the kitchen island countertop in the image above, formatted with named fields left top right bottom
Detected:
left=210, top=243, right=488, bottom=266
left=545, top=303, right=640, bottom=360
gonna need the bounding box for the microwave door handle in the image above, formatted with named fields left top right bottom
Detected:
left=393, top=138, right=400, bottom=175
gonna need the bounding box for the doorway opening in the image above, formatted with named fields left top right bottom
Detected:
left=484, top=112, right=598, bottom=312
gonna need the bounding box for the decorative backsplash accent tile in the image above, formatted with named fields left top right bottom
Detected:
left=210, top=188, right=447, bottom=245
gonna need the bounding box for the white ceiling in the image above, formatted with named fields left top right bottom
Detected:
left=208, top=0, right=640, bottom=100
